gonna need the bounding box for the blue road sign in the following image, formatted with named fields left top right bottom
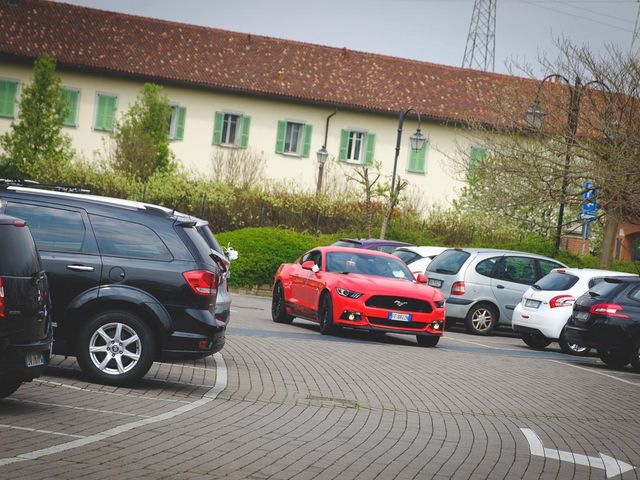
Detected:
left=582, top=201, right=597, bottom=212
left=578, top=211, right=597, bottom=222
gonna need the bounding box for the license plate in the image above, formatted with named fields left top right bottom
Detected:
left=428, top=279, right=442, bottom=288
left=574, top=311, right=589, bottom=320
left=388, top=312, right=412, bottom=322
left=24, top=351, right=46, bottom=368
left=524, top=299, right=541, bottom=308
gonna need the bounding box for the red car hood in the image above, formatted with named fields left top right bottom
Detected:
left=329, top=273, right=443, bottom=301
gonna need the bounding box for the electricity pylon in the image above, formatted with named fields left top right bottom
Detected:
left=631, top=0, right=640, bottom=53
left=462, top=0, right=497, bottom=72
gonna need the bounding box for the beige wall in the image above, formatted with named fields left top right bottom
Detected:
left=0, top=60, right=475, bottom=206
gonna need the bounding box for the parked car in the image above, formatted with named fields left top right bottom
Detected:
left=272, top=246, right=446, bottom=346
left=565, top=276, right=640, bottom=371
left=0, top=184, right=224, bottom=386
left=0, top=214, right=53, bottom=398
left=331, top=238, right=414, bottom=254
left=513, top=268, right=637, bottom=354
left=424, top=248, right=566, bottom=335
left=392, top=246, right=448, bottom=276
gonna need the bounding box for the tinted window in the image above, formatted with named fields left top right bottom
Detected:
left=332, top=240, right=360, bottom=248
left=629, top=286, right=640, bottom=302
left=475, top=257, right=499, bottom=278
left=0, top=223, right=40, bottom=276
left=182, top=226, right=217, bottom=268
left=90, top=215, right=172, bottom=261
left=539, top=259, right=563, bottom=278
left=393, top=250, right=422, bottom=265
left=535, top=272, right=579, bottom=291
left=326, top=252, right=413, bottom=280
left=497, top=256, right=537, bottom=285
left=587, top=277, right=605, bottom=289
left=6, top=202, right=86, bottom=253
left=196, top=225, right=224, bottom=255
left=376, top=245, right=397, bottom=254
left=426, top=249, right=471, bottom=275
left=301, top=250, right=322, bottom=268
left=587, top=279, right=627, bottom=299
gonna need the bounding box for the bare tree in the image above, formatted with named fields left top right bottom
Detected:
left=211, top=148, right=266, bottom=190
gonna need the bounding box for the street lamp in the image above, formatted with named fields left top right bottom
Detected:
left=380, top=107, right=426, bottom=239
left=526, top=74, right=610, bottom=256
left=316, top=145, right=329, bottom=193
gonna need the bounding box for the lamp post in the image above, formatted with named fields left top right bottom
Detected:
left=380, top=107, right=427, bottom=239
left=525, top=74, right=610, bottom=256
left=316, top=109, right=337, bottom=195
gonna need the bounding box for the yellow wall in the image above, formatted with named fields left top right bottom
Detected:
left=0, top=60, right=476, bottom=206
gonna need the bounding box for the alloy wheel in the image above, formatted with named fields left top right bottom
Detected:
left=88, top=322, right=142, bottom=376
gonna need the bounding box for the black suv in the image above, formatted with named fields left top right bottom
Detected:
left=0, top=214, right=52, bottom=398
left=0, top=185, right=224, bottom=385
left=565, top=276, right=640, bottom=371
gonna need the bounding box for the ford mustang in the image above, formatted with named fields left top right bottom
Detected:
left=272, top=246, right=446, bottom=346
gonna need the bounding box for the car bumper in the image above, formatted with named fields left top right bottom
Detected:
left=511, top=305, right=569, bottom=339
left=564, top=322, right=634, bottom=352
left=160, top=307, right=227, bottom=360
left=444, top=297, right=473, bottom=320
left=0, top=329, right=53, bottom=381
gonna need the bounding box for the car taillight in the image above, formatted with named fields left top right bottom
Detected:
left=451, top=281, right=465, bottom=295
left=0, top=276, right=5, bottom=318
left=549, top=295, right=575, bottom=308
left=589, top=303, right=629, bottom=318
left=183, top=270, right=218, bottom=296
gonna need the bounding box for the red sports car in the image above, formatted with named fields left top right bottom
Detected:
left=272, top=246, right=446, bottom=346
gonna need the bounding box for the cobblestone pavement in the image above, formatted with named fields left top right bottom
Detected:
left=1, top=293, right=639, bottom=479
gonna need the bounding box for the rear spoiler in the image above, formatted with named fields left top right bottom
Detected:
left=173, top=215, right=197, bottom=227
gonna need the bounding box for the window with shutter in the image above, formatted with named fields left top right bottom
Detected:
left=340, top=129, right=371, bottom=164
left=94, top=93, right=118, bottom=132
left=0, top=79, right=18, bottom=118
left=407, top=139, right=428, bottom=173
left=62, top=88, right=80, bottom=127
left=467, top=145, right=487, bottom=181
left=276, top=121, right=311, bottom=156
left=168, top=105, right=186, bottom=140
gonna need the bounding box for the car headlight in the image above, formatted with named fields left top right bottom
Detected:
left=336, top=287, right=363, bottom=299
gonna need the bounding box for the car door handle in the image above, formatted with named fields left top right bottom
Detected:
left=496, top=284, right=505, bottom=289
left=66, top=264, right=95, bottom=272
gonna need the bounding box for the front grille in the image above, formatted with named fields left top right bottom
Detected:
left=368, top=317, right=427, bottom=330
left=365, top=296, right=432, bottom=313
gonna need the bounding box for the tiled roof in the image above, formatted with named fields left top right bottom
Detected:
left=0, top=0, right=533, bottom=126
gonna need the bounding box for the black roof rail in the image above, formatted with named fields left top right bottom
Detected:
left=0, top=178, right=91, bottom=194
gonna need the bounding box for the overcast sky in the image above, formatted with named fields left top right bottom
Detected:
left=60, top=0, right=639, bottom=76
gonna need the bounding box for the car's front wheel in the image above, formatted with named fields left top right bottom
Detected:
left=558, top=327, right=591, bottom=356
left=76, top=310, right=156, bottom=386
left=272, top=282, right=293, bottom=324
left=464, top=303, right=498, bottom=335
left=0, top=373, right=22, bottom=399
left=598, top=347, right=629, bottom=370
left=521, top=332, right=552, bottom=350
left=319, top=294, right=337, bottom=335
left=416, top=335, right=440, bottom=347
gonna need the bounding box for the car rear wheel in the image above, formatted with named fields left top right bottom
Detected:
left=629, top=341, right=640, bottom=373
left=598, top=347, right=630, bottom=370
left=76, top=310, right=155, bottom=386
left=319, top=294, right=337, bottom=335
left=521, top=333, right=552, bottom=350
left=272, top=282, right=293, bottom=324
left=558, top=327, right=591, bottom=356
left=464, top=303, right=498, bottom=335
left=416, top=335, right=440, bottom=347
left=0, top=373, right=22, bottom=399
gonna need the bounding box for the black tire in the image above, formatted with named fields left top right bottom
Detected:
left=521, top=332, right=552, bottom=350
left=0, top=373, right=22, bottom=399
left=630, top=341, right=640, bottom=373
left=598, top=347, right=630, bottom=370
left=558, top=327, right=591, bottom=356
left=318, top=294, right=337, bottom=335
left=272, top=282, right=293, bottom=324
left=464, top=303, right=498, bottom=335
left=76, top=310, right=156, bottom=386
left=416, top=335, right=440, bottom=347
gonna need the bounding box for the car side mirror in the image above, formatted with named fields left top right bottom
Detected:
left=302, top=260, right=316, bottom=271
left=416, top=273, right=428, bottom=284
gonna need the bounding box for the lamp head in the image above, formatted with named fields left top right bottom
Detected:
left=316, top=146, right=329, bottom=165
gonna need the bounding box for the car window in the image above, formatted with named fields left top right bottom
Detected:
left=326, top=252, right=413, bottom=280
left=196, top=225, right=224, bottom=255
left=539, top=259, right=563, bottom=278
left=332, top=240, right=360, bottom=248
left=629, top=286, right=640, bottom=302
left=300, top=250, right=322, bottom=268
left=90, top=214, right=172, bottom=261
left=0, top=223, right=41, bottom=276
left=534, top=272, right=579, bottom=291
left=393, top=250, right=422, bottom=265
left=587, top=279, right=627, bottom=298
left=426, top=249, right=471, bottom=274
left=496, top=256, right=537, bottom=285
left=475, top=257, right=499, bottom=278
left=5, top=202, right=87, bottom=253
left=587, top=277, right=605, bottom=289
left=376, top=245, right=397, bottom=254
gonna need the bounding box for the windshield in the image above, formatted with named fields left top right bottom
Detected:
left=332, top=240, right=361, bottom=248
left=534, top=272, right=579, bottom=291
left=426, top=249, right=471, bottom=275
left=326, top=252, right=414, bottom=280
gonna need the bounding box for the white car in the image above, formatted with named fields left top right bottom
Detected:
left=392, top=246, right=448, bottom=277
left=512, top=268, right=638, bottom=354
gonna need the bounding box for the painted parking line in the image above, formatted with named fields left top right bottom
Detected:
left=0, top=352, right=227, bottom=467
left=0, top=424, right=85, bottom=439
left=443, top=334, right=521, bottom=351
left=4, top=398, right=151, bottom=418
left=549, top=360, right=640, bottom=387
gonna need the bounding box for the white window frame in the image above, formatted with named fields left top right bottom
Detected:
left=346, top=129, right=367, bottom=164
left=61, top=86, right=80, bottom=128
left=283, top=120, right=305, bottom=156
left=92, top=91, right=119, bottom=132
left=221, top=112, right=242, bottom=146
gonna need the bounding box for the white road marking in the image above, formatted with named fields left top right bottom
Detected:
left=0, top=352, right=227, bottom=467
left=4, top=398, right=150, bottom=418
left=153, top=361, right=219, bottom=374
left=0, top=424, right=85, bottom=439
left=549, top=360, right=640, bottom=387
left=443, top=334, right=520, bottom=351
left=521, top=428, right=635, bottom=479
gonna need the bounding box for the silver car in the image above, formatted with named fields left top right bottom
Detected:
left=425, top=248, right=566, bottom=335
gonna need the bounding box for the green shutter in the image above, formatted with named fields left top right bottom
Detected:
left=275, top=120, right=286, bottom=153
left=95, top=94, right=117, bottom=131
left=240, top=115, right=251, bottom=148
left=62, top=89, right=79, bottom=127
left=212, top=111, right=223, bottom=145
left=364, top=132, right=376, bottom=165
left=408, top=140, right=428, bottom=173
left=302, top=124, right=313, bottom=158
left=339, top=129, right=349, bottom=161
left=467, top=146, right=487, bottom=181
left=175, top=106, right=186, bottom=140
left=0, top=80, right=18, bottom=118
